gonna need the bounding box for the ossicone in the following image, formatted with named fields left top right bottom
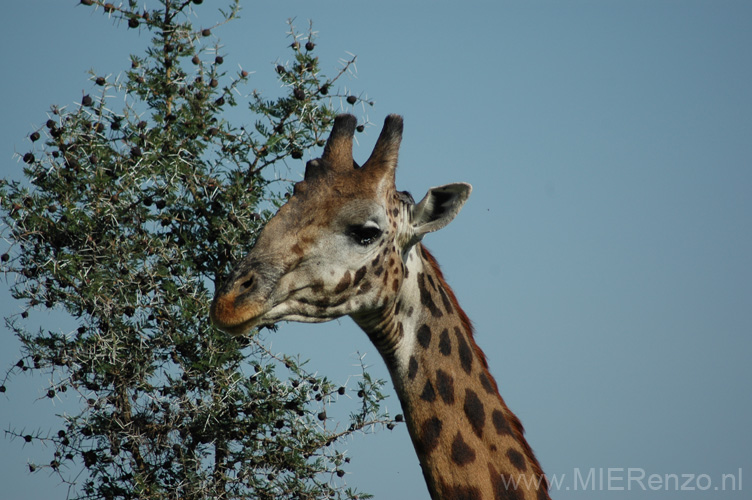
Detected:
left=363, top=114, right=403, bottom=173
left=321, top=114, right=358, bottom=171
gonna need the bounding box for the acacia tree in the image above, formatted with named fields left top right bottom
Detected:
left=0, top=1, right=394, bottom=499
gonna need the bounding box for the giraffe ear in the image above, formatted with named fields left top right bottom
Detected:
left=412, top=183, right=472, bottom=237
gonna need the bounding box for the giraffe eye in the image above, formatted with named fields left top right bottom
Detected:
left=348, top=223, right=382, bottom=246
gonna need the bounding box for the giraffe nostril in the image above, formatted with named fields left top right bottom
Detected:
left=240, top=276, right=254, bottom=291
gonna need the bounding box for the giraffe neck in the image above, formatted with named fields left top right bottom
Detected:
left=352, top=245, right=549, bottom=500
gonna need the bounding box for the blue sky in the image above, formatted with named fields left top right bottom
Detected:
left=2, top=1, right=751, bottom=499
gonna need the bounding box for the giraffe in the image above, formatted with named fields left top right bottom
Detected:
left=211, top=114, right=550, bottom=500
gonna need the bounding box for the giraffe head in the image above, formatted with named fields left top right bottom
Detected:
left=210, top=114, right=471, bottom=336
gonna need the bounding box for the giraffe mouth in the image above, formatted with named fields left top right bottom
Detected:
left=210, top=291, right=269, bottom=336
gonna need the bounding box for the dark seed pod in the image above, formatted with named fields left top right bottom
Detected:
left=240, top=70, right=249, bottom=77
left=356, top=124, right=365, bottom=133
left=209, top=78, right=218, bottom=88
left=95, top=76, right=106, bottom=86
left=291, top=41, right=300, bottom=50
left=29, top=131, right=40, bottom=142
left=215, top=56, right=223, bottom=65
left=46, top=119, right=56, bottom=129
left=128, top=17, right=138, bottom=29
left=130, top=147, right=142, bottom=158
left=23, top=153, right=35, bottom=164
left=293, top=88, right=305, bottom=100
left=65, top=156, right=80, bottom=170
left=317, top=411, right=327, bottom=421
left=191, top=55, right=200, bottom=65
left=319, top=84, right=329, bottom=95
left=346, top=95, right=357, bottom=105
left=201, top=28, right=211, bottom=37
left=305, top=41, right=315, bottom=51
left=336, top=469, right=345, bottom=477
left=291, top=149, right=303, bottom=159
left=81, top=95, right=93, bottom=107
left=1, top=253, right=9, bottom=262
left=337, top=386, right=346, bottom=395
